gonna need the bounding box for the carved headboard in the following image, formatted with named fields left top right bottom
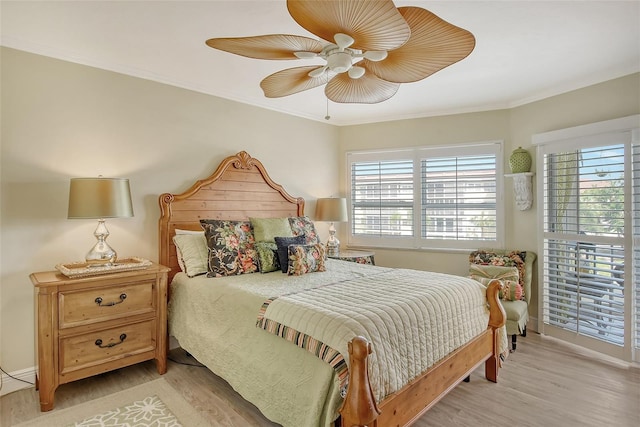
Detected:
left=158, top=151, right=305, bottom=281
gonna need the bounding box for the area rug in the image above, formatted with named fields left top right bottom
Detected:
left=15, top=378, right=209, bottom=426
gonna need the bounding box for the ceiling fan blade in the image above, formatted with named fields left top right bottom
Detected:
left=364, top=7, right=476, bottom=83
left=206, top=34, right=324, bottom=60
left=325, top=68, right=399, bottom=103
left=287, top=0, right=410, bottom=51
left=260, top=66, right=327, bottom=98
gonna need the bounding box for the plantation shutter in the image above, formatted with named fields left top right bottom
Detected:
left=421, top=154, right=497, bottom=241
left=351, top=160, right=414, bottom=237
left=542, top=140, right=627, bottom=348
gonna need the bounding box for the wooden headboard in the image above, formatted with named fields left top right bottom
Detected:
left=159, top=151, right=305, bottom=281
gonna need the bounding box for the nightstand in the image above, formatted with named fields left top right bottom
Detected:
left=328, top=250, right=375, bottom=265
left=30, top=262, right=170, bottom=411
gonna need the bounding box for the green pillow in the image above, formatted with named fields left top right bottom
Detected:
left=255, top=242, right=280, bottom=273
left=250, top=217, right=293, bottom=243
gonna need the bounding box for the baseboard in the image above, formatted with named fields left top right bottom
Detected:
left=0, top=366, right=36, bottom=396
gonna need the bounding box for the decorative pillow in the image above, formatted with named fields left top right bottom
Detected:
left=500, top=280, right=524, bottom=301
left=250, top=217, right=293, bottom=243
left=274, top=235, right=306, bottom=273
left=173, top=233, right=208, bottom=277
left=470, top=250, right=527, bottom=289
left=175, top=228, right=203, bottom=235
left=288, top=216, right=320, bottom=245
left=287, top=243, right=327, bottom=276
left=255, top=242, right=280, bottom=273
left=468, top=264, right=523, bottom=300
left=174, top=229, right=204, bottom=273
left=200, top=219, right=258, bottom=277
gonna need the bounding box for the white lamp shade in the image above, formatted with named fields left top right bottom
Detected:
left=68, top=178, right=134, bottom=219
left=315, top=198, right=347, bottom=222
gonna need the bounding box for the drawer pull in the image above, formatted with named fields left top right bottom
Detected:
left=95, top=293, right=127, bottom=307
left=95, top=333, right=127, bottom=348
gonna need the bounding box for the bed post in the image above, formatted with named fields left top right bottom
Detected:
left=485, top=280, right=506, bottom=382
left=339, top=336, right=381, bottom=427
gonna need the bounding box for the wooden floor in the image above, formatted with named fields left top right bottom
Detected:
left=2, top=332, right=639, bottom=426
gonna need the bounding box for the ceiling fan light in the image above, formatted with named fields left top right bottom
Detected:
left=327, top=51, right=352, bottom=73
left=308, top=66, right=328, bottom=78
left=334, top=33, right=355, bottom=50
left=348, top=66, right=365, bottom=79
left=294, top=51, right=318, bottom=59
left=363, top=50, right=388, bottom=61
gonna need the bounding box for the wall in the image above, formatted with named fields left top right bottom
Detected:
left=0, top=47, right=339, bottom=379
left=2, top=45, right=638, bottom=388
left=338, top=72, right=640, bottom=330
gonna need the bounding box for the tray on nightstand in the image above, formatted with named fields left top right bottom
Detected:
left=55, top=257, right=152, bottom=278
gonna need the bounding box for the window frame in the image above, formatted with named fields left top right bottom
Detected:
left=346, top=141, right=505, bottom=250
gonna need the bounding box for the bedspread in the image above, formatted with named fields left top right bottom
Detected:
left=168, top=260, right=505, bottom=427
left=257, top=268, right=491, bottom=402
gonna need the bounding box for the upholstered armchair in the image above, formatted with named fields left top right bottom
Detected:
left=469, top=250, right=537, bottom=351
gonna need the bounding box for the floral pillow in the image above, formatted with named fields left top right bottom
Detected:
left=288, top=216, right=320, bottom=245
left=200, top=219, right=258, bottom=277
left=468, top=264, right=523, bottom=301
left=287, top=243, right=326, bottom=276
left=255, top=242, right=280, bottom=274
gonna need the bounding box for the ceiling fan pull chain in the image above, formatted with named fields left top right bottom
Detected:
left=325, top=70, right=331, bottom=120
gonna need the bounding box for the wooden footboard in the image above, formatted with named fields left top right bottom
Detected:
left=340, top=280, right=506, bottom=427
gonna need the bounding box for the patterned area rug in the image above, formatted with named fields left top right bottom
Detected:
left=15, top=378, right=209, bottom=427
left=70, top=394, right=180, bottom=426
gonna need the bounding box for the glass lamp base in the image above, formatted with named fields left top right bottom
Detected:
left=326, top=234, right=340, bottom=257
left=85, top=219, right=117, bottom=265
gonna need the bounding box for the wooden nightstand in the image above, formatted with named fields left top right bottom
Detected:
left=328, top=250, right=375, bottom=265
left=30, top=262, right=170, bottom=411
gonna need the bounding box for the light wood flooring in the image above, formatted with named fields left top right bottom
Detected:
left=2, top=332, right=639, bottom=427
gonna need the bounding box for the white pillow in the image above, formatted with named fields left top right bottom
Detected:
left=173, top=232, right=208, bottom=277
left=175, top=228, right=203, bottom=235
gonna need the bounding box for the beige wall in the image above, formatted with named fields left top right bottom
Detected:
left=338, top=73, right=640, bottom=327
left=1, top=45, right=638, bottom=378
left=0, top=47, right=338, bottom=373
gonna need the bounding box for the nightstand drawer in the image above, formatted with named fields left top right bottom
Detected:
left=59, top=319, right=156, bottom=374
left=59, top=280, right=155, bottom=328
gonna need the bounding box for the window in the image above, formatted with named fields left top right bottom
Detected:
left=348, top=142, right=503, bottom=250
left=534, top=115, right=639, bottom=362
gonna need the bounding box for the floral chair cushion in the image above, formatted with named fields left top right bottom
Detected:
left=287, top=243, right=327, bottom=276
left=470, top=250, right=527, bottom=288
left=200, top=219, right=258, bottom=277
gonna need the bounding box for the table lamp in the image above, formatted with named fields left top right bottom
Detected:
left=315, top=197, right=347, bottom=256
left=68, top=177, right=134, bottom=265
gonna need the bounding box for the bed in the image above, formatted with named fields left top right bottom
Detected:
left=159, top=151, right=506, bottom=427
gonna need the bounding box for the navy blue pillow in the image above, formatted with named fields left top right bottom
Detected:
left=274, top=235, right=306, bottom=273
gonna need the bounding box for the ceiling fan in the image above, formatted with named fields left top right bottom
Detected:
left=206, top=0, right=475, bottom=104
